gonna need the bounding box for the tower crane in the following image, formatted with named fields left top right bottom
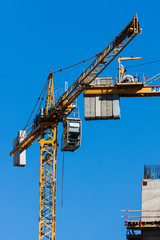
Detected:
left=10, top=15, right=142, bottom=240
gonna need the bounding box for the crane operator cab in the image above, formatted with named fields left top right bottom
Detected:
left=61, top=118, right=81, bottom=152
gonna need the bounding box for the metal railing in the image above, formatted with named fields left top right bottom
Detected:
left=145, top=73, right=160, bottom=86
left=121, top=209, right=160, bottom=221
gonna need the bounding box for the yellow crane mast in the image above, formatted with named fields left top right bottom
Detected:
left=38, top=73, right=57, bottom=240
left=10, top=15, right=142, bottom=240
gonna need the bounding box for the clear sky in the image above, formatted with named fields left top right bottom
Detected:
left=1, top=0, right=160, bottom=239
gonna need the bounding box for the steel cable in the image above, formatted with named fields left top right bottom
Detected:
left=23, top=53, right=99, bottom=130
left=126, top=59, right=160, bottom=69
left=24, top=77, right=49, bottom=130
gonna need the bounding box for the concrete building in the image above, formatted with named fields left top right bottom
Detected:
left=124, top=165, right=160, bottom=240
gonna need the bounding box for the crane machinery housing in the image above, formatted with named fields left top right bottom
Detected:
left=11, top=15, right=160, bottom=240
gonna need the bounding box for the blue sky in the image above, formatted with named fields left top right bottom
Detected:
left=1, top=0, right=160, bottom=239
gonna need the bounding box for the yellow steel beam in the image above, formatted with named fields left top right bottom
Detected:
left=10, top=125, right=41, bottom=156
left=45, top=73, right=55, bottom=116
left=83, top=85, right=160, bottom=97
left=10, top=122, right=57, bottom=156
left=39, top=126, right=57, bottom=240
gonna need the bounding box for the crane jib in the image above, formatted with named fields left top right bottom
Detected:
left=10, top=15, right=141, bottom=155
left=47, top=15, right=141, bottom=119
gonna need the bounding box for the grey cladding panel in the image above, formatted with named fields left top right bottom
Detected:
left=84, top=77, right=120, bottom=120
left=96, top=96, right=101, bottom=117
left=101, top=95, right=113, bottom=118
left=84, top=97, right=90, bottom=118
left=113, top=95, right=120, bottom=119
left=84, top=96, right=95, bottom=119
left=84, top=94, right=116, bottom=120
left=90, top=96, right=95, bottom=117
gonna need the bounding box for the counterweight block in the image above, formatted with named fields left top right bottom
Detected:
left=13, top=130, right=26, bottom=167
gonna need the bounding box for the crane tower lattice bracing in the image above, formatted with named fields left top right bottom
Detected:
left=39, top=73, right=57, bottom=240
left=39, top=127, right=57, bottom=240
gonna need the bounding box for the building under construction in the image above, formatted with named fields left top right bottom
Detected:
left=122, top=165, right=160, bottom=240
